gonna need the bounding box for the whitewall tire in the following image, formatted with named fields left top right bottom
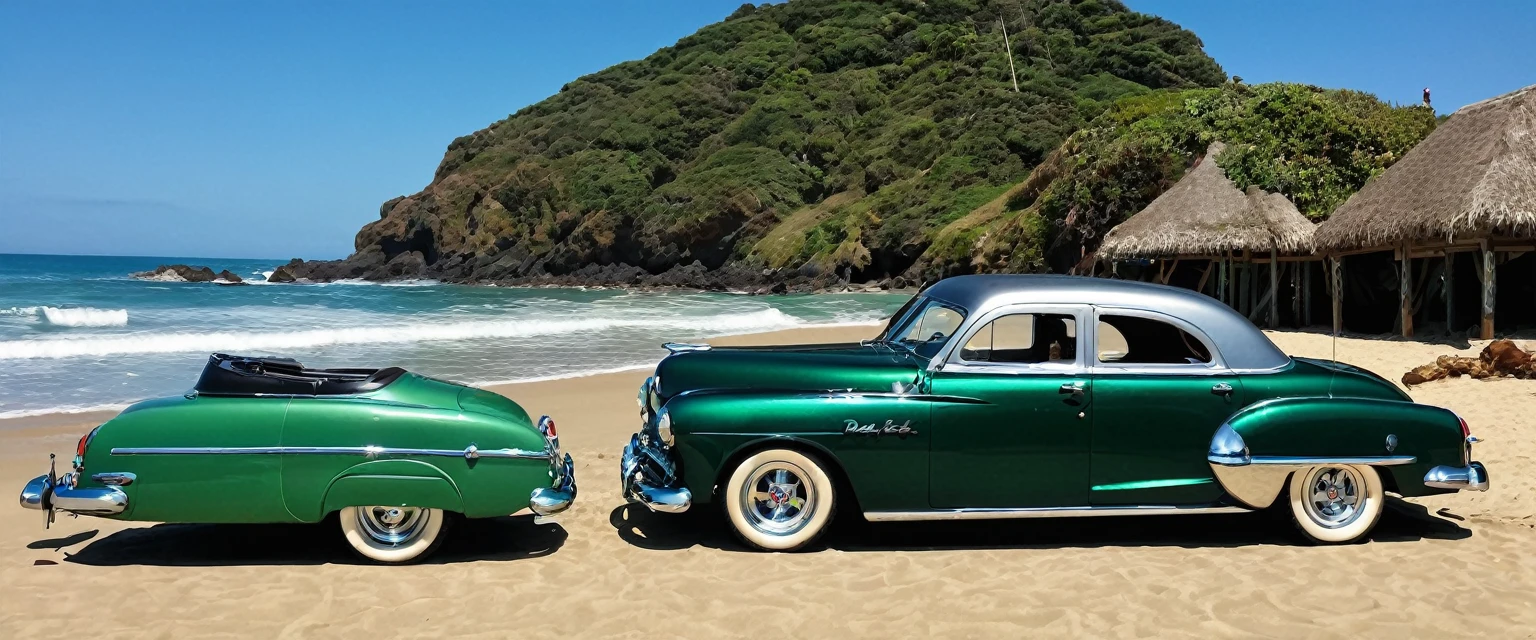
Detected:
left=724, top=448, right=836, bottom=552
left=339, top=506, right=449, bottom=564
left=1288, top=465, right=1384, bottom=544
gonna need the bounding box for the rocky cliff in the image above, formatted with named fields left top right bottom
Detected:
left=291, top=0, right=1433, bottom=290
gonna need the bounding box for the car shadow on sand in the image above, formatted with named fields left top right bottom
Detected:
left=46, top=515, right=567, bottom=567
left=609, top=497, right=1470, bottom=553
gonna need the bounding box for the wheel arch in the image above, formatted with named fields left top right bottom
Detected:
left=1208, top=396, right=1460, bottom=508
left=319, top=459, right=465, bottom=517
left=712, top=436, right=862, bottom=516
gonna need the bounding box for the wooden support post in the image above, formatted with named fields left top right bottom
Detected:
left=1197, top=260, right=1214, bottom=295
left=1331, top=256, right=1343, bottom=335
left=1238, top=262, right=1250, bottom=316
left=1400, top=243, right=1414, bottom=338
left=1268, top=248, right=1279, bottom=329
left=1444, top=253, right=1454, bottom=334
left=1303, top=261, right=1313, bottom=327
left=1291, top=261, right=1302, bottom=328
left=1481, top=240, right=1496, bottom=339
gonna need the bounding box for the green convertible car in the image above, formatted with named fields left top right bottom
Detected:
left=622, top=275, right=1489, bottom=551
left=20, top=354, right=576, bottom=564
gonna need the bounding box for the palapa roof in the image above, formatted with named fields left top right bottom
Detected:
left=1097, top=142, right=1315, bottom=260
left=1315, top=83, right=1536, bottom=250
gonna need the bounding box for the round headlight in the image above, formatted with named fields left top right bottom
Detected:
left=657, top=409, right=674, bottom=446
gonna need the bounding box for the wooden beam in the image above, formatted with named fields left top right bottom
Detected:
left=1303, top=261, right=1313, bottom=327
left=1481, top=240, right=1496, bottom=339
left=1268, top=248, right=1279, bottom=329
left=1331, top=256, right=1343, bottom=335
left=1247, top=284, right=1277, bottom=323
left=1165, top=258, right=1181, bottom=285
left=1291, top=260, right=1301, bottom=329
left=1401, top=242, right=1414, bottom=338
left=1196, top=260, right=1214, bottom=295
left=1444, top=253, right=1454, bottom=335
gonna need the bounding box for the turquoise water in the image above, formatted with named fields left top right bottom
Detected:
left=0, top=254, right=907, bottom=419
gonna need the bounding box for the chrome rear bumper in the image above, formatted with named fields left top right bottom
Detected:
left=529, top=452, right=577, bottom=524
left=1424, top=461, right=1489, bottom=491
left=20, top=473, right=128, bottom=517
left=621, top=434, right=692, bottom=513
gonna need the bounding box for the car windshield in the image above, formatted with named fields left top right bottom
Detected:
left=881, top=297, right=967, bottom=359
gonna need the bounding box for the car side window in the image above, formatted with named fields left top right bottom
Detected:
left=959, top=313, right=1078, bottom=364
left=1096, top=314, right=1211, bottom=365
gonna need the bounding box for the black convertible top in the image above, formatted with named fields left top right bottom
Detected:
left=193, top=353, right=407, bottom=396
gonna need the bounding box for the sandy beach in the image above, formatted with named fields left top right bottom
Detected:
left=2, top=325, right=1533, bottom=638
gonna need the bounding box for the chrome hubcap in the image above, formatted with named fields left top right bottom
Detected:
left=1304, top=467, right=1364, bottom=528
left=741, top=462, right=815, bottom=536
left=356, top=506, right=429, bottom=545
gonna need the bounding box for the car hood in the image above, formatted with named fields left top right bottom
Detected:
left=654, top=342, right=922, bottom=399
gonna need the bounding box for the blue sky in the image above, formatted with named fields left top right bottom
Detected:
left=1, top=1, right=1530, bottom=260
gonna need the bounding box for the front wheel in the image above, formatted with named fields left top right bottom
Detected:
left=1288, top=465, right=1384, bottom=544
left=338, top=506, right=449, bottom=564
left=723, top=449, right=836, bottom=552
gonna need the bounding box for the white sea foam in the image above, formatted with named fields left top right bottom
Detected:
left=471, top=363, right=659, bottom=387
left=0, top=306, right=129, bottom=327
left=0, top=308, right=805, bottom=360
left=41, top=307, right=129, bottom=327
left=0, top=402, right=131, bottom=421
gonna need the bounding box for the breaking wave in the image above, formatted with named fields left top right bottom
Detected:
left=0, top=308, right=806, bottom=360
left=1, top=306, right=129, bottom=327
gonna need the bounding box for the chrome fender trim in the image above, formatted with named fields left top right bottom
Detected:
left=864, top=505, right=1250, bottom=522
left=1206, top=423, right=1416, bottom=509
left=111, top=445, right=549, bottom=460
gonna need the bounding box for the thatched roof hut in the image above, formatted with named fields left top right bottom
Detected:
left=1098, top=142, right=1315, bottom=260
left=1315, top=83, right=1536, bottom=250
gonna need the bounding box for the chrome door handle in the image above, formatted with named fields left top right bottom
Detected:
left=1211, top=382, right=1234, bottom=396
left=1059, top=382, right=1085, bottom=394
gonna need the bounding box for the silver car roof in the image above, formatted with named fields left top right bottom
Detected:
left=921, top=274, right=1290, bottom=371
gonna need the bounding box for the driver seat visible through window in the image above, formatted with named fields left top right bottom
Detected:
left=960, top=313, right=1077, bottom=364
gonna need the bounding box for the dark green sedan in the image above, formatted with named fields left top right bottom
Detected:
left=622, top=275, right=1489, bottom=551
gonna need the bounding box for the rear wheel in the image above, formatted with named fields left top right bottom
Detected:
left=723, top=449, right=836, bottom=552
left=1288, top=465, right=1384, bottom=544
left=339, top=506, right=449, bottom=564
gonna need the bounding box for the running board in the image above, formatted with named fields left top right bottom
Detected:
left=863, top=505, right=1250, bottom=522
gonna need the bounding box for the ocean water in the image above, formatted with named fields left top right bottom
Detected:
left=0, top=254, right=907, bottom=420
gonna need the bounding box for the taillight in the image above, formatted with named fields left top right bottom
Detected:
left=76, top=426, right=100, bottom=458
left=541, top=417, right=557, bottom=438
left=1458, top=416, right=1470, bottom=438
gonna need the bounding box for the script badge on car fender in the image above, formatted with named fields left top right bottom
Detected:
left=843, top=419, right=919, bottom=438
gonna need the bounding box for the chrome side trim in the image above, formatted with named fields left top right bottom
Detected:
left=863, top=505, right=1249, bottom=522
left=662, top=342, right=712, bottom=353
left=1245, top=455, right=1417, bottom=466
left=110, top=445, right=549, bottom=460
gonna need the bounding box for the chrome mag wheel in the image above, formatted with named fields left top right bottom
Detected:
left=741, top=462, right=817, bottom=536
left=355, top=506, right=432, bottom=545
left=1302, top=467, right=1364, bottom=528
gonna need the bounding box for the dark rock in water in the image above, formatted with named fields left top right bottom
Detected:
left=215, top=270, right=244, bottom=284
left=266, top=265, right=297, bottom=283
left=132, top=264, right=217, bottom=282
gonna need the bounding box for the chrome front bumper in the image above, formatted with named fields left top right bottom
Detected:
left=529, top=452, right=577, bottom=524
left=621, top=434, right=692, bottom=513
left=20, top=473, right=129, bottom=518
left=1424, top=461, right=1490, bottom=492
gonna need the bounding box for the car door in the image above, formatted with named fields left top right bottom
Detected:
left=1087, top=308, right=1244, bottom=506
left=927, top=304, right=1092, bottom=509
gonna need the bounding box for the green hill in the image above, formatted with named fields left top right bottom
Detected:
left=297, top=0, right=1434, bottom=289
